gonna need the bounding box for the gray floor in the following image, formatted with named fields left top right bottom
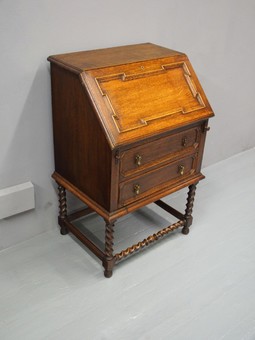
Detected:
left=1, top=148, right=255, bottom=340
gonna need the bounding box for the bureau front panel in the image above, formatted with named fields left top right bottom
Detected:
left=118, top=154, right=198, bottom=207
left=82, top=56, right=214, bottom=147
left=119, top=125, right=201, bottom=180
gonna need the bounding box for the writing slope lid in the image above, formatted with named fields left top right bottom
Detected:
left=80, top=51, right=214, bottom=149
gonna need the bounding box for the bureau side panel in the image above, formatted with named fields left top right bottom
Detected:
left=50, top=64, right=112, bottom=210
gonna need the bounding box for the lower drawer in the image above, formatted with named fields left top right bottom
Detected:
left=119, top=154, right=197, bottom=207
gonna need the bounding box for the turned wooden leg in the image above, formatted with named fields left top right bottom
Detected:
left=57, top=184, right=68, bottom=235
left=182, top=183, right=197, bottom=235
left=103, top=220, right=115, bottom=278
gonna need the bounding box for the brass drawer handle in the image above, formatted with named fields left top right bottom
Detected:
left=182, top=137, right=187, bottom=147
left=133, top=184, right=140, bottom=195
left=178, top=165, right=185, bottom=176
left=135, top=154, right=142, bottom=166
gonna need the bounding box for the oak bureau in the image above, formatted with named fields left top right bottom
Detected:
left=48, top=43, right=214, bottom=277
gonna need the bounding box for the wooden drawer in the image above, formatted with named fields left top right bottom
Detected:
left=119, top=153, right=198, bottom=207
left=119, top=125, right=200, bottom=179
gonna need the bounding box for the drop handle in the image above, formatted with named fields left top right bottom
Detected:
left=178, top=165, right=185, bottom=176
left=133, top=184, right=140, bottom=195
left=135, top=154, right=142, bottom=166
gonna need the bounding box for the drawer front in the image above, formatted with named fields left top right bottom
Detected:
left=119, top=126, right=200, bottom=179
left=119, top=154, right=197, bottom=207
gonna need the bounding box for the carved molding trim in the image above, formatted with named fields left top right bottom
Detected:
left=95, top=62, right=206, bottom=133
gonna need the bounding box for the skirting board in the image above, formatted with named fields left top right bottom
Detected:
left=0, top=182, right=35, bottom=219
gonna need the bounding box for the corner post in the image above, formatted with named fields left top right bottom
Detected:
left=103, top=220, right=115, bottom=278
left=182, top=183, right=197, bottom=235
left=57, top=184, right=68, bottom=235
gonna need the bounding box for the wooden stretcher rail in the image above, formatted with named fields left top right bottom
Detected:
left=154, top=200, right=185, bottom=221
left=63, top=219, right=105, bottom=261
left=114, top=219, right=185, bottom=262
left=67, top=206, right=94, bottom=222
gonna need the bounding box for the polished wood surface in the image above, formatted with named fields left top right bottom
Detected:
left=51, top=64, right=112, bottom=210
left=49, top=43, right=213, bottom=148
left=119, top=124, right=200, bottom=180
left=119, top=154, right=198, bottom=207
left=82, top=56, right=213, bottom=148
left=48, top=43, right=183, bottom=72
left=48, top=43, right=214, bottom=277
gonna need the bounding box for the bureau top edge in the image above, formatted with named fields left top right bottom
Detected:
left=47, top=42, right=185, bottom=73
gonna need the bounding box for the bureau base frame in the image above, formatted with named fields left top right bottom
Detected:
left=57, top=183, right=197, bottom=278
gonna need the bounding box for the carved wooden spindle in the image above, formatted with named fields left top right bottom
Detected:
left=103, top=220, right=115, bottom=278
left=58, top=184, right=68, bottom=235
left=182, top=183, right=197, bottom=235
left=115, top=220, right=184, bottom=262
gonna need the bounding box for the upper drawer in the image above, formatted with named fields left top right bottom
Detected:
left=119, top=125, right=201, bottom=179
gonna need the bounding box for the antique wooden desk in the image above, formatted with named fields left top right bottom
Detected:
left=48, top=43, right=214, bottom=277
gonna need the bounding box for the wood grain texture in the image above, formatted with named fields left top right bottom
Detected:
left=114, top=220, right=184, bottom=262
left=50, top=63, right=112, bottom=211
left=48, top=43, right=214, bottom=277
left=95, top=63, right=205, bottom=131
left=53, top=171, right=204, bottom=222
left=82, top=56, right=214, bottom=148
left=119, top=124, right=201, bottom=180
left=118, top=153, right=198, bottom=207
left=47, top=43, right=183, bottom=72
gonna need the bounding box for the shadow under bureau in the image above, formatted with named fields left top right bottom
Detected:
left=48, top=43, right=214, bottom=278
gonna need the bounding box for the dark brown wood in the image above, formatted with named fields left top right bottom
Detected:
left=53, top=172, right=112, bottom=221
left=53, top=170, right=204, bottom=222
left=51, top=64, right=112, bottom=211
left=67, top=206, right=94, bottom=222
left=57, top=184, right=68, bottom=235
left=182, top=183, right=197, bottom=235
left=103, top=220, right=115, bottom=278
left=63, top=219, right=105, bottom=261
left=48, top=43, right=214, bottom=277
left=119, top=124, right=201, bottom=180
left=119, top=154, right=198, bottom=207
left=154, top=200, right=185, bottom=221
left=114, top=220, right=184, bottom=262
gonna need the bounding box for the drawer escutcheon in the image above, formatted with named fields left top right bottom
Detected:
left=182, top=136, right=187, bottom=147
left=133, top=184, right=141, bottom=195
left=178, top=165, right=185, bottom=176
left=135, top=154, right=142, bottom=166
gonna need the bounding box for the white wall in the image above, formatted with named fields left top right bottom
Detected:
left=1, top=0, right=255, bottom=250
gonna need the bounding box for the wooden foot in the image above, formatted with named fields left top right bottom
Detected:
left=103, top=220, right=115, bottom=278
left=104, top=269, right=113, bottom=278
left=182, top=227, right=190, bottom=235
left=58, top=184, right=69, bottom=235
left=182, top=183, right=197, bottom=235
left=60, top=226, right=69, bottom=235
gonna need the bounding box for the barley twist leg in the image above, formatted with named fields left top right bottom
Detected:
left=58, top=184, right=68, bottom=235
left=103, top=220, right=115, bottom=278
left=182, top=183, right=197, bottom=235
